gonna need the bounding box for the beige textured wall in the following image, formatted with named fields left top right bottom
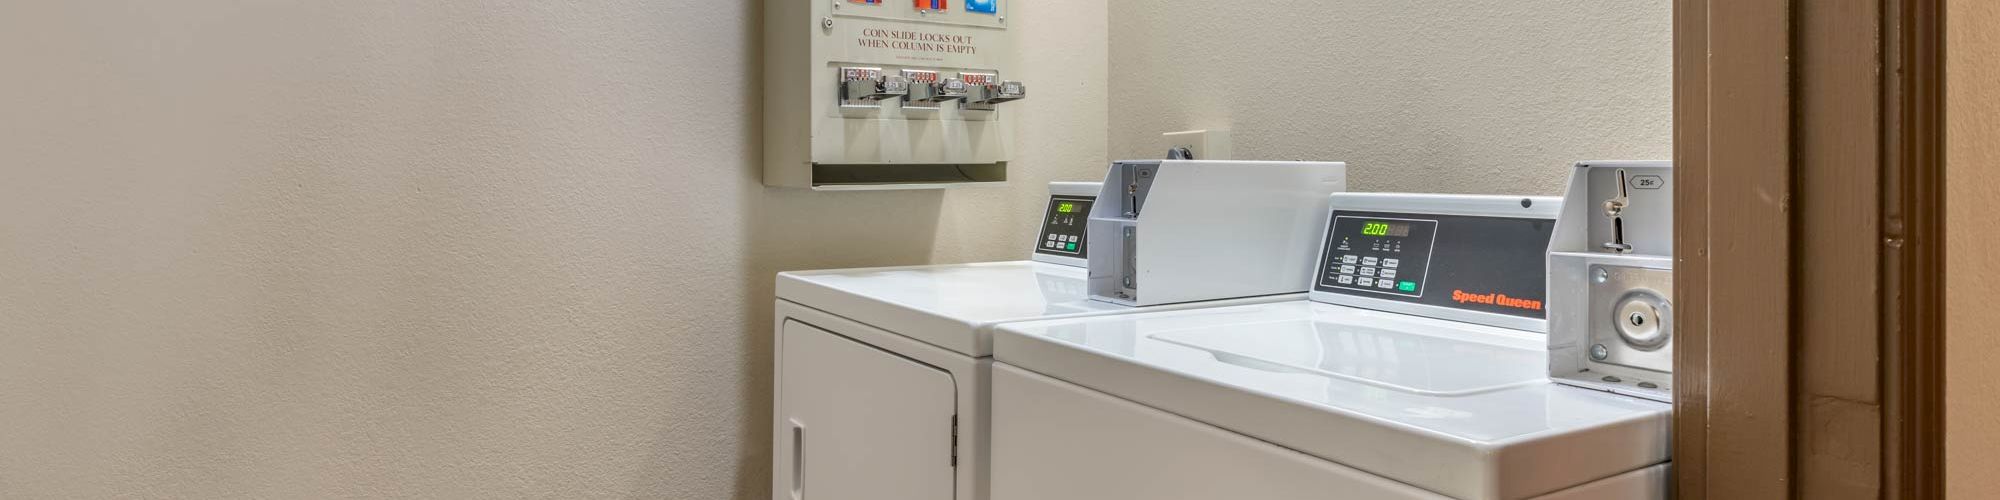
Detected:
left=1948, top=0, right=1999, bottom=497
left=1106, top=0, right=1670, bottom=195
left=0, top=1, right=1105, bottom=498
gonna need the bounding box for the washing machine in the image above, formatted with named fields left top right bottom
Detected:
left=770, top=182, right=1309, bottom=500
left=988, top=193, right=1674, bottom=500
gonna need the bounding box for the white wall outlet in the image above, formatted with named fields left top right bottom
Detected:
left=1161, top=129, right=1231, bottom=160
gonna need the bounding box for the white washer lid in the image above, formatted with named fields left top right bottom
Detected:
left=778, top=261, right=1299, bottom=357
left=993, top=301, right=1671, bottom=500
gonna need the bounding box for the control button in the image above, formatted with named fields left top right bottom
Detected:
left=1336, top=275, right=1355, bottom=285
left=1047, top=234, right=1057, bottom=240
left=1377, top=279, right=1395, bottom=289
left=1362, top=257, right=1379, bottom=266
left=1066, top=243, right=1077, bottom=251
left=1342, top=255, right=1358, bottom=264
left=1398, top=281, right=1418, bottom=292
left=1339, top=265, right=1356, bottom=274
left=1360, top=267, right=1377, bottom=277
left=1045, top=241, right=1056, bottom=248
left=1358, top=277, right=1375, bottom=287
left=1379, top=269, right=1397, bottom=279
left=1384, top=258, right=1400, bottom=269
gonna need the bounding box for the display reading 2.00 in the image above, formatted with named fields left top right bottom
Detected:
left=1057, top=202, right=1077, bottom=213
left=1362, top=221, right=1411, bottom=237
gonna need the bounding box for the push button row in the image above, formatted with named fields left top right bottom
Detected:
left=1330, top=273, right=1411, bottom=290
left=1338, top=255, right=1400, bottom=269
left=1329, top=253, right=1417, bottom=293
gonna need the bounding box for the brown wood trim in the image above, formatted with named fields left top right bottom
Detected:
left=1795, top=0, right=1888, bottom=496
left=1883, top=0, right=1948, bottom=496
left=1669, top=0, right=1710, bottom=496
left=1673, top=1, right=1796, bottom=498
left=1707, top=0, right=1796, bottom=495
left=1677, top=0, right=1948, bottom=496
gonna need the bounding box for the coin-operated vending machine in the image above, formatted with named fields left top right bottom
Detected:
left=765, top=0, right=1026, bottom=189
left=1547, top=160, right=1675, bottom=402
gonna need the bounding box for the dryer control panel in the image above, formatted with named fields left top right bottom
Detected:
left=1036, top=195, right=1092, bottom=258
left=1031, top=181, right=1101, bottom=268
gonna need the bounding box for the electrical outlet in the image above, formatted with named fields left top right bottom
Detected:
left=1161, top=129, right=1231, bottom=160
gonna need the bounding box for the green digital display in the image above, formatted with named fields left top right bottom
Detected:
left=1361, top=221, right=1411, bottom=237
left=1057, top=202, right=1077, bottom=213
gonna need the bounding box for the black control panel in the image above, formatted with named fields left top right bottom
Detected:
left=1036, top=195, right=1093, bottom=258
left=1319, top=216, right=1440, bottom=297
left=1314, top=211, right=1554, bottom=319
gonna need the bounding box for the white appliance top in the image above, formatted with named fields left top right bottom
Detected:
left=993, top=300, right=1672, bottom=500
left=778, top=261, right=1301, bottom=357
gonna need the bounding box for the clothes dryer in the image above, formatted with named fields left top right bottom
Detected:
left=771, top=182, right=1309, bottom=500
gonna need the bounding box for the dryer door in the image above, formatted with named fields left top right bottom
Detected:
left=777, top=319, right=957, bottom=500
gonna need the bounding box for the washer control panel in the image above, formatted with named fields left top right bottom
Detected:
left=1319, top=216, right=1440, bottom=297
left=1036, top=195, right=1093, bottom=258
left=1315, top=211, right=1554, bottom=319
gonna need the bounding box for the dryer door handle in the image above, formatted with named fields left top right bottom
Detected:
left=789, top=419, right=805, bottom=500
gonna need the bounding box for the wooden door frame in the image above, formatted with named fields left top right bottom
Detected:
left=1884, top=2, right=1949, bottom=497
left=1672, top=0, right=1947, bottom=497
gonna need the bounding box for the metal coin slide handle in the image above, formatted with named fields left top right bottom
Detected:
left=1611, top=289, right=1672, bottom=351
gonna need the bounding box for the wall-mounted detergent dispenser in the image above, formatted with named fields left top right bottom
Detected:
left=1548, top=160, right=1674, bottom=402
left=762, top=0, right=1025, bottom=189
left=1086, top=160, right=1346, bottom=306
